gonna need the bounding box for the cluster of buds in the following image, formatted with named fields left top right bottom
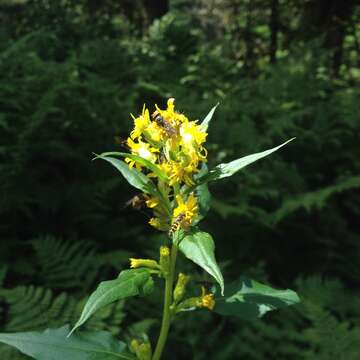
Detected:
left=129, top=253, right=216, bottom=312
left=125, top=98, right=208, bottom=234
left=130, top=339, right=152, bottom=360
left=171, top=273, right=215, bottom=312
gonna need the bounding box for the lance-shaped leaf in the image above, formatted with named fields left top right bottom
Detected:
left=214, top=277, right=300, bottom=320
left=179, top=231, right=224, bottom=295
left=198, top=138, right=295, bottom=183
left=94, top=155, right=158, bottom=196
left=200, top=103, right=219, bottom=132
left=98, top=152, right=169, bottom=182
left=0, top=326, right=135, bottom=360
left=193, top=164, right=211, bottom=224
left=69, top=269, right=153, bottom=336
left=194, top=183, right=211, bottom=224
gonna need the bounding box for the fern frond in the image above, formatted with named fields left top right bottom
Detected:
left=302, top=300, right=360, bottom=360
left=31, top=235, right=99, bottom=291
left=274, top=175, right=360, bottom=223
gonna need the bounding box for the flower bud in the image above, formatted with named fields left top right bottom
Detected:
left=129, top=258, right=160, bottom=270
left=173, top=273, right=191, bottom=303
left=130, top=339, right=152, bottom=360
left=159, top=246, right=170, bottom=276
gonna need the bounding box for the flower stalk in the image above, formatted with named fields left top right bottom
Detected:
left=152, top=243, right=178, bottom=360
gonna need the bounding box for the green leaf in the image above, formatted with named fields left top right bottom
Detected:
left=198, top=138, right=295, bottom=183
left=200, top=103, right=219, bottom=132
left=69, top=269, right=153, bottom=336
left=179, top=231, right=224, bottom=295
left=0, top=326, right=135, bottom=360
left=195, top=183, right=211, bottom=223
left=98, top=152, right=169, bottom=182
left=171, top=229, right=186, bottom=245
left=214, top=277, right=300, bottom=320
left=94, top=155, right=158, bottom=196
left=194, top=164, right=211, bottom=224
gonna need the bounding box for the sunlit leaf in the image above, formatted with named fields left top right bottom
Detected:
left=198, top=138, right=295, bottom=183
left=94, top=155, right=158, bottom=196
left=69, top=269, right=153, bottom=336
left=194, top=164, right=211, bottom=224
left=214, top=276, right=300, bottom=320
left=200, top=103, right=219, bottom=132
left=179, top=231, right=224, bottom=295
left=98, top=152, right=169, bottom=182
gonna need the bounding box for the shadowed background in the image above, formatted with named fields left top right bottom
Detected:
left=0, top=0, right=360, bottom=359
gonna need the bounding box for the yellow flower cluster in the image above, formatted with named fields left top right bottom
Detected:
left=125, top=98, right=208, bottom=233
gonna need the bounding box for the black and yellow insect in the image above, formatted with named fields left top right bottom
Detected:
left=168, top=213, right=186, bottom=236
left=152, top=111, right=177, bottom=138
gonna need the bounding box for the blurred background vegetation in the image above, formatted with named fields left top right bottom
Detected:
left=0, top=0, right=360, bottom=359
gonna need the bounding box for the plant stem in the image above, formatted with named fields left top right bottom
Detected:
left=152, top=244, right=178, bottom=360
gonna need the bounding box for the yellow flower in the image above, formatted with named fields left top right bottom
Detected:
left=167, top=98, right=175, bottom=112
left=130, top=105, right=150, bottom=140
left=176, top=285, right=215, bottom=312
left=155, top=98, right=188, bottom=127
left=201, top=293, right=215, bottom=310
left=180, top=119, right=207, bottom=147
left=145, top=196, right=160, bottom=209
left=179, top=119, right=208, bottom=169
left=126, top=137, right=158, bottom=169
left=173, top=193, right=198, bottom=225
left=167, top=161, right=194, bottom=186
left=129, top=258, right=160, bottom=269
left=149, top=217, right=169, bottom=231
left=122, top=99, right=211, bottom=232
left=145, top=121, right=164, bottom=143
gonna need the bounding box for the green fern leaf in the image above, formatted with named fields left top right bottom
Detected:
left=31, top=236, right=99, bottom=290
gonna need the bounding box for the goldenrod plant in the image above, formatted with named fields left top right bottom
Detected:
left=0, top=99, right=299, bottom=360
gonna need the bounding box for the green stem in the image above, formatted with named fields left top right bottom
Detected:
left=152, top=244, right=178, bottom=360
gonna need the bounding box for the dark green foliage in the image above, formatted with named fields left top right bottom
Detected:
left=0, top=236, right=127, bottom=359
left=0, top=326, right=134, bottom=360
left=31, top=236, right=99, bottom=290
left=1, top=1, right=360, bottom=359
left=0, top=284, right=125, bottom=359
